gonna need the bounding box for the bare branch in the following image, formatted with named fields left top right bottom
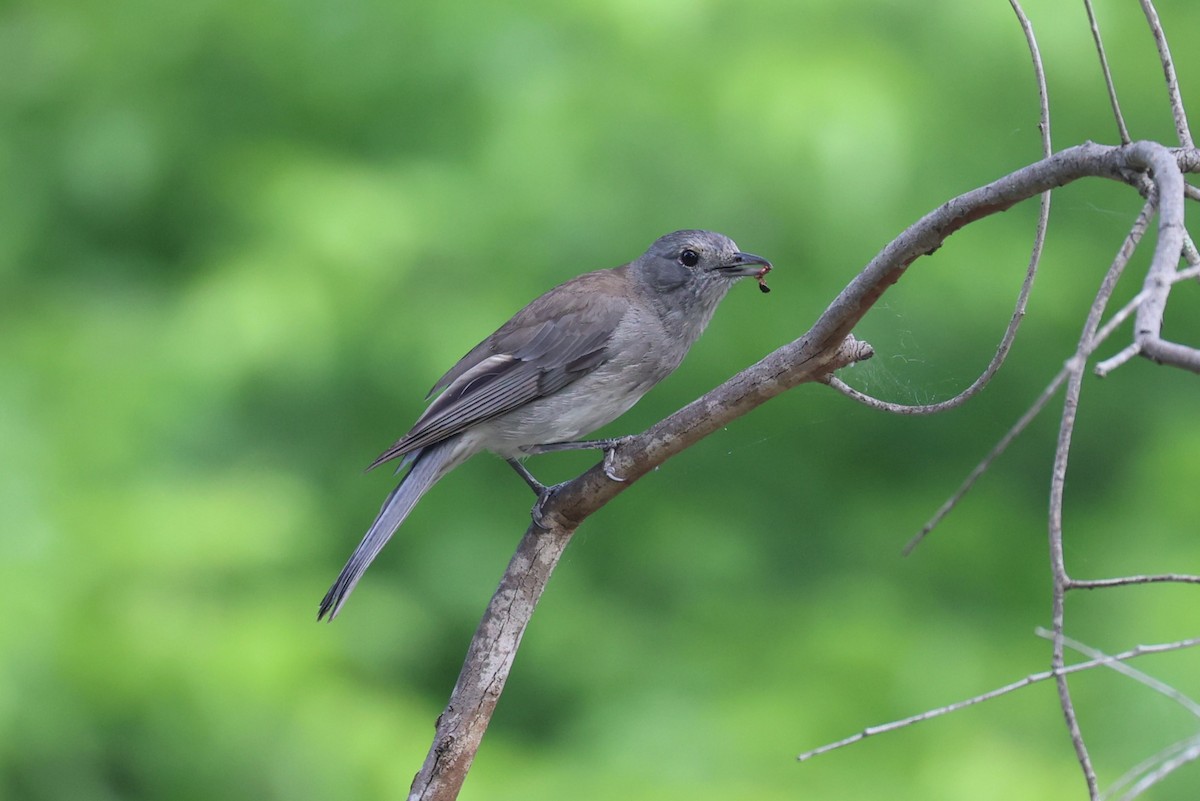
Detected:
left=1126, top=143, right=1200, bottom=372
left=902, top=366, right=1067, bottom=555
left=819, top=11, right=1197, bottom=797
left=797, top=637, right=1200, bottom=763
left=1010, top=0, right=1052, bottom=158
left=409, top=142, right=1198, bottom=799
left=1093, top=344, right=1140, bottom=377
left=1114, top=736, right=1200, bottom=801
left=1106, top=738, right=1200, bottom=801
left=408, top=337, right=869, bottom=801
left=408, top=518, right=573, bottom=800
left=908, top=197, right=1157, bottom=552
left=1042, top=141, right=1196, bottom=791
left=1040, top=629, right=1200, bottom=719
left=1084, top=0, right=1132, bottom=144
left=1094, top=261, right=1200, bottom=376
left=1039, top=630, right=1200, bottom=800
left=1068, top=574, right=1200, bottom=589
left=1045, top=197, right=1161, bottom=801
left=1139, top=0, right=1194, bottom=148
left=829, top=0, right=1052, bottom=420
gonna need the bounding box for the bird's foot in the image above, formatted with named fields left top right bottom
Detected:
left=602, top=447, right=627, bottom=483
left=530, top=480, right=571, bottom=530
left=506, top=458, right=566, bottom=530
left=520, top=436, right=633, bottom=483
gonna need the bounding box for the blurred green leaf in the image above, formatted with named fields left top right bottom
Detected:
left=2, top=0, right=1198, bottom=799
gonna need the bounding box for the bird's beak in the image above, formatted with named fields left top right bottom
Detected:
left=715, top=251, right=772, bottom=276
left=714, top=251, right=773, bottom=292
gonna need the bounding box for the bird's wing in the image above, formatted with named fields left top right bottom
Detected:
left=367, top=276, right=629, bottom=469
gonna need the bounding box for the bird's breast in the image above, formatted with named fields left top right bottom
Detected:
left=469, top=303, right=691, bottom=458
left=471, top=359, right=663, bottom=458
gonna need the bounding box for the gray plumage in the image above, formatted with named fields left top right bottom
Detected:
left=319, top=230, right=771, bottom=620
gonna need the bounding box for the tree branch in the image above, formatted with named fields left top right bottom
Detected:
left=1127, top=142, right=1200, bottom=372
left=408, top=140, right=1200, bottom=800
left=407, top=335, right=871, bottom=801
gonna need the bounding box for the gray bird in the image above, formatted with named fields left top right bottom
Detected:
left=319, top=230, right=772, bottom=620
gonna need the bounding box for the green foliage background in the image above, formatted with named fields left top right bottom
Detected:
left=2, top=0, right=1198, bottom=798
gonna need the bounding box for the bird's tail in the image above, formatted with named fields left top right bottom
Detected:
left=318, top=438, right=464, bottom=621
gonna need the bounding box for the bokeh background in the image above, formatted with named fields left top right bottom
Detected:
left=2, top=0, right=1198, bottom=798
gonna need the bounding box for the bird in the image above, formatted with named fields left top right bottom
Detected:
left=318, top=229, right=772, bottom=620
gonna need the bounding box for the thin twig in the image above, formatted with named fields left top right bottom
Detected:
left=1039, top=629, right=1200, bottom=719
left=1044, top=173, right=1192, bottom=792
left=1139, top=0, right=1194, bottom=148
left=1048, top=626, right=1200, bottom=801
left=797, top=637, right=1200, bottom=763
left=1115, top=736, right=1200, bottom=801
left=1048, top=375, right=1101, bottom=796
left=1083, top=0, right=1132, bottom=143
left=1013, top=0, right=1052, bottom=158
left=828, top=0, right=1052, bottom=420
left=901, top=367, right=1066, bottom=555
left=1094, top=261, right=1200, bottom=375
left=1068, top=574, right=1200, bottom=589
left=1047, top=195, right=1160, bottom=800
left=907, top=200, right=1155, bottom=553
left=1093, top=344, right=1141, bottom=377
left=1104, top=737, right=1200, bottom=801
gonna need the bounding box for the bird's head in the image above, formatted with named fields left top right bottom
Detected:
left=629, top=229, right=773, bottom=340
left=638, top=227, right=768, bottom=293
left=635, top=230, right=772, bottom=297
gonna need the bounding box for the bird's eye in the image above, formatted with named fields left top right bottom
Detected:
left=680, top=249, right=700, bottom=267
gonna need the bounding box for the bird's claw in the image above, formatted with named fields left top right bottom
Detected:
left=531, top=481, right=568, bottom=530
left=602, top=447, right=627, bottom=483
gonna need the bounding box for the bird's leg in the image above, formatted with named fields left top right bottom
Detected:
left=506, top=458, right=550, bottom=495
left=519, top=436, right=633, bottom=483
left=508, top=435, right=633, bottom=528
left=519, top=436, right=629, bottom=455
left=505, top=459, right=569, bottom=530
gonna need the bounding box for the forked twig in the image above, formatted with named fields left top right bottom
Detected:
left=903, top=198, right=1154, bottom=553
left=1094, top=261, right=1200, bottom=375
left=1125, top=143, right=1200, bottom=372
left=1042, top=631, right=1200, bottom=801
left=797, top=637, right=1200, bottom=763
left=1041, top=629, right=1200, bottom=719
left=808, top=6, right=1200, bottom=801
